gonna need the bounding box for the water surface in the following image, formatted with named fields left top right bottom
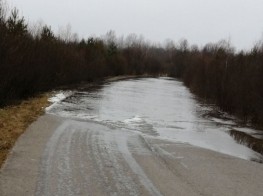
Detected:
left=47, top=77, right=263, bottom=161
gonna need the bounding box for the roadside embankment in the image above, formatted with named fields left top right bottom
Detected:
left=0, top=93, right=51, bottom=167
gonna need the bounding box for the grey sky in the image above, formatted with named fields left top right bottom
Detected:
left=8, top=0, right=263, bottom=50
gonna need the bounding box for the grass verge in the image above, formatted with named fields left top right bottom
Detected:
left=0, top=93, right=51, bottom=167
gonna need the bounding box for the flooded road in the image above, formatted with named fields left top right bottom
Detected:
left=47, top=77, right=262, bottom=162
left=2, top=77, right=263, bottom=196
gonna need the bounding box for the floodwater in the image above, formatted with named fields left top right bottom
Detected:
left=47, top=77, right=263, bottom=162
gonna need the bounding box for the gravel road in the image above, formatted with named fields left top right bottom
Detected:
left=1, top=114, right=263, bottom=196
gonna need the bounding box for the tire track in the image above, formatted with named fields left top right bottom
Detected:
left=35, top=122, right=70, bottom=196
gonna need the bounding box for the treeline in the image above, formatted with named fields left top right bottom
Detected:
left=174, top=40, right=263, bottom=127
left=0, top=2, right=164, bottom=106
left=1, top=2, right=263, bottom=127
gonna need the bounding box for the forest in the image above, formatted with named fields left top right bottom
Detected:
left=0, top=2, right=263, bottom=128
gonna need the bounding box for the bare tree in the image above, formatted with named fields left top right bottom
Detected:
left=58, top=23, right=72, bottom=43
left=103, top=30, right=117, bottom=46
left=28, top=20, right=44, bottom=39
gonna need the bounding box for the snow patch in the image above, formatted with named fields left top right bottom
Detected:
left=46, top=91, right=73, bottom=112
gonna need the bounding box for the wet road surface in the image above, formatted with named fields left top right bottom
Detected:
left=1, top=114, right=263, bottom=196
left=47, top=77, right=263, bottom=161
left=1, top=77, right=263, bottom=196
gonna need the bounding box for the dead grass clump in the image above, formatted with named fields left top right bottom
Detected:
left=0, top=93, right=50, bottom=167
left=229, top=129, right=263, bottom=155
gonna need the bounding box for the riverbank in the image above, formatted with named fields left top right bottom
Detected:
left=0, top=93, right=51, bottom=167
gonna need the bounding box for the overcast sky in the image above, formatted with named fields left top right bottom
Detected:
left=8, top=0, right=263, bottom=50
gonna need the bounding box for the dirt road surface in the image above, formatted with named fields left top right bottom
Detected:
left=1, top=114, right=263, bottom=196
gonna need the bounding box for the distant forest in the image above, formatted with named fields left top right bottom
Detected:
left=0, top=1, right=263, bottom=127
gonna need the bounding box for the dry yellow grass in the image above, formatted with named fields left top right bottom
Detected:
left=0, top=93, right=51, bottom=167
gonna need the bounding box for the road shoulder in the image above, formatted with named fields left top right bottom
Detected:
left=0, top=114, right=62, bottom=196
